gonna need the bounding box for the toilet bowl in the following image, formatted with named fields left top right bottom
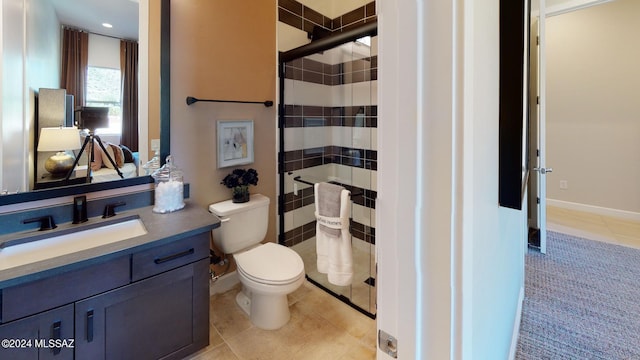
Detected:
left=209, top=194, right=305, bottom=330
left=234, top=242, right=305, bottom=329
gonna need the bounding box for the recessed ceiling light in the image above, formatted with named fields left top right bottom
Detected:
left=102, top=23, right=113, bottom=29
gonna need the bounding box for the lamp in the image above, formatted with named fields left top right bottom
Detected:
left=38, top=127, right=81, bottom=177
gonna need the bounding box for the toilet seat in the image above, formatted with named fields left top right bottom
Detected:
left=235, top=242, right=304, bottom=285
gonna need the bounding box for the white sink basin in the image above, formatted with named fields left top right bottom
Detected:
left=0, top=216, right=147, bottom=271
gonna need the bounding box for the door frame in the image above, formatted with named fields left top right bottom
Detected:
left=528, top=1, right=548, bottom=254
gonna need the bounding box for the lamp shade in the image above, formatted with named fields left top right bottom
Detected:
left=38, top=127, right=81, bottom=152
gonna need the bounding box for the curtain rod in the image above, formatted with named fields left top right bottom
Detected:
left=61, top=25, right=137, bottom=43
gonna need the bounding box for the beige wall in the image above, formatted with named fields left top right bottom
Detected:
left=169, top=1, right=277, bottom=244
left=546, top=0, right=640, bottom=214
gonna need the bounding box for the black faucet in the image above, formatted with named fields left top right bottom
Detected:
left=23, top=216, right=57, bottom=231
left=103, top=201, right=126, bottom=218
left=73, top=195, right=88, bottom=224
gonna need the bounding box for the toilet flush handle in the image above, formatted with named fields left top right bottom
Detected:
left=210, top=213, right=230, bottom=223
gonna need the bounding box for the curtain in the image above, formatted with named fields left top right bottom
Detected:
left=120, top=40, right=139, bottom=151
left=60, top=28, right=89, bottom=109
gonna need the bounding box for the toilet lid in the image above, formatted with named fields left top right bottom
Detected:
left=235, top=242, right=304, bottom=284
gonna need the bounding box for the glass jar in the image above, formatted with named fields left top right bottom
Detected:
left=142, top=149, right=160, bottom=175
left=151, top=155, right=185, bottom=213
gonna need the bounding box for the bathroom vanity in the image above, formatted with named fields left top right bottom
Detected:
left=0, top=204, right=218, bottom=359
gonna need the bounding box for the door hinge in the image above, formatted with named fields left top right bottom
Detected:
left=379, top=330, right=398, bottom=358
left=536, top=35, right=539, bottom=45
left=537, top=149, right=540, bottom=157
left=536, top=96, right=539, bottom=105
left=537, top=197, right=540, bottom=204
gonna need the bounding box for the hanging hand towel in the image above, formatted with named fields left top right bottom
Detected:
left=314, top=182, right=353, bottom=286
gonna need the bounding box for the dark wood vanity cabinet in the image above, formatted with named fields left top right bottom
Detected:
left=0, top=304, right=74, bottom=360
left=75, top=258, right=209, bottom=359
left=0, top=232, right=210, bottom=360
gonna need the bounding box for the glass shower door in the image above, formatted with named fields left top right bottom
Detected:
left=281, top=36, right=377, bottom=316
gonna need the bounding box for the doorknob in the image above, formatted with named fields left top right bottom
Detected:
left=533, top=167, right=553, bottom=174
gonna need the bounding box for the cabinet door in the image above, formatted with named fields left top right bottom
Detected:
left=75, top=259, right=209, bottom=360
left=0, top=304, right=74, bottom=360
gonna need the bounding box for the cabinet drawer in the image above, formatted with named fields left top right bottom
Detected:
left=131, top=232, right=209, bottom=282
left=1, top=256, right=130, bottom=323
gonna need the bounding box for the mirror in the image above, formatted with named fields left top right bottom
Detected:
left=0, top=0, right=169, bottom=206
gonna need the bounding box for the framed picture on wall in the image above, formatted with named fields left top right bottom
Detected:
left=498, top=0, right=530, bottom=210
left=217, top=120, right=254, bottom=168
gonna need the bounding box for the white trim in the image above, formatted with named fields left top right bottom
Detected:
left=209, top=271, right=240, bottom=295
left=532, top=0, right=613, bottom=17
left=377, top=0, right=419, bottom=357
left=0, top=1, right=4, bottom=193
left=509, top=286, right=525, bottom=360
left=21, top=0, right=28, bottom=192
left=547, top=198, right=640, bottom=222
left=538, top=0, right=548, bottom=254
left=547, top=0, right=613, bottom=16
left=138, top=0, right=149, bottom=166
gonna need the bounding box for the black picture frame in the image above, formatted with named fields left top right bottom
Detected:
left=499, top=0, right=531, bottom=210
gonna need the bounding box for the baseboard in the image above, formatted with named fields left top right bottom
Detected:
left=509, top=286, right=525, bottom=360
left=547, top=199, right=640, bottom=222
left=209, top=271, right=239, bottom=296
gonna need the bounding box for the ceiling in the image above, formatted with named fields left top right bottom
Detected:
left=50, top=0, right=139, bottom=40
left=48, top=0, right=613, bottom=43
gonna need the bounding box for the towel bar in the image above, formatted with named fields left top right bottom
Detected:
left=292, top=176, right=364, bottom=198
left=186, top=96, right=273, bottom=107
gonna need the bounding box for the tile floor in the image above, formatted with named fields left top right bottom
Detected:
left=186, top=205, right=640, bottom=359
left=186, top=280, right=377, bottom=360
left=546, top=206, right=640, bottom=249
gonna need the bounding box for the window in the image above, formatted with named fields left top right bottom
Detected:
left=86, top=66, right=121, bottom=134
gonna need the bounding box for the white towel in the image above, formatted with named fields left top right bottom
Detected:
left=314, top=183, right=353, bottom=286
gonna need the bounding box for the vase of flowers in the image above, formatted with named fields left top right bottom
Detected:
left=221, top=168, right=259, bottom=203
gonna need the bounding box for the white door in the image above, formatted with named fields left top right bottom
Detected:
left=530, top=0, right=551, bottom=254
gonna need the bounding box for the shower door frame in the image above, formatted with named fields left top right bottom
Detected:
left=278, top=21, right=378, bottom=319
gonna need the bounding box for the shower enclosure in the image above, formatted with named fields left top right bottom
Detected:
left=278, top=22, right=377, bottom=317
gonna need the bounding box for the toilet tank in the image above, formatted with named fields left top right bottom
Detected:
left=208, top=194, right=270, bottom=254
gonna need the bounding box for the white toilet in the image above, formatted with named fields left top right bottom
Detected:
left=208, top=194, right=305, bottom=330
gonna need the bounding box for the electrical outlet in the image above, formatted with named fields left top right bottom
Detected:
left=151, top=139, right=160, bottom=151
left=560, top=180, right=568, bottom=190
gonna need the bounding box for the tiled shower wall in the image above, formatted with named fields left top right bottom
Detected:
left=279, top=0, right=377, bottom=250
left=278, top=0, right=376, bottom=35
